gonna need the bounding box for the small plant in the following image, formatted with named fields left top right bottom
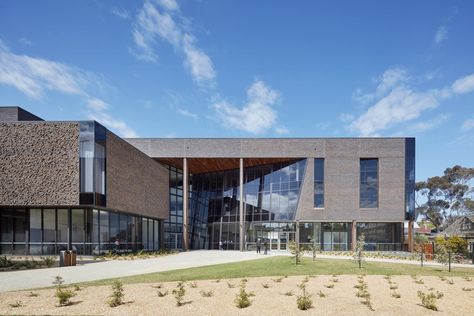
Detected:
left=272, top=277, right=283, bottom=283
left=391, top=292, right=401, bottom=298
left=172, top=281, right=186, bottom=307
left=188, top=281, right=198, bottom=288
left=29, top=292, right=39, bottom=297
left=262, top=283, right=270, bottom=288
left=414, top=279, right=424, bottom=284
left=234, top=281, right=252, bottom=308
left=389, top=283, right=398, bottom=290
left=417, top=290, right=439, bottom=311
left=53, top=276, right=75, bottom=306
left=289, top=241, right=305, bottom=265
left=462, top=287, right=473, bottom=291
left=302, top=276, right=310, bottom=283
left=439, top=275, right=447, bottom=281
left=152, top=283, right=163, bottom=289
left=9, top=301, right=23, bottom=308
left=309, top=274, right=317, bottom=278
left=200, top=290, right=214, bottom=297
left=463, top=276, right=472, bottom=281
left=109, top=280, right=125, bottom=307
left=324, top=284, right=334, bottom=288
left=241, top=278, right=248, bottom=283
left=410, top=275, right=417, bottom=280
left=383, top=275, right=391, bottom=280
left=73, top=284, right=81, bottom=291
left=446, top=279, right=454, bottom=285
left=354, top=233, right=366, bottom=269
left=296, top=281, right=313, bottom=310
left=41, top=256, right=55, bottom=268
left=331, top=278, right=339, bottom=283
left=318, top=290, right=326, bottom=298
left=283, top=290, right=294, bottom=296
left=157, top=290, right=169, bottom=297
left=214, top=279, right=221, bottom=283
left=227, top=281, right=236, bottom=288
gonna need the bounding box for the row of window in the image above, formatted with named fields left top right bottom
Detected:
left=313, top=158, right=379, bottom=209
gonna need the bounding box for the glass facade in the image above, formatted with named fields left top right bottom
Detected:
left=79, top=121, right=106, bottom=206
left=360, top=158, right=378, bottom=208
left=356, top=222, right=402, bottom=251
left=314, top=158, right=324, bottom=208
left=405, top=138, right=416, bottom=220
left=0, top=207, right=160, bottom=255
left=164, top=166, right=184, bottom=249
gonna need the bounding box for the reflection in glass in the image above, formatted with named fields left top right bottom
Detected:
left=360, top=158, right=378, bottom=208
left=314, top=159, right=324, bottom=207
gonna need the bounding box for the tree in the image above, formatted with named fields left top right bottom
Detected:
left=414, top=233, right=429, bottom=267
left=353, top=233, right=366, bottom=269
left=288, top=241, right=304, bottom=265
left=416, top=165, right=474, bottom=231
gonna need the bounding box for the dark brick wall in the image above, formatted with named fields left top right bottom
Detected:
left=0, top=122, right=80, bottom=205
left=106, top=132, right=169, bottom=219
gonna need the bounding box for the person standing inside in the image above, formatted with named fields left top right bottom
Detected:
left=256, top=238, right=261, bottom=254
left=263, top=239, right=268, bottom=255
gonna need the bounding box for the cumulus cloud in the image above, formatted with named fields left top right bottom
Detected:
left=213, top=80, right=279, bottom=134
left=132, top=0, right=216, bottom=85
left=0, top=40, right=138, bottom=138
left=348, top=67, right=474, bottom=136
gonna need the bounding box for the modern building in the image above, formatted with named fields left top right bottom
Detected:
left=0, top=106, right=416, bottom=255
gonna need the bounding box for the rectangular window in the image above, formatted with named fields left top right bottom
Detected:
left=360, top=158, right=378, bottom=208
left=314, top=158, right=324, bottom=208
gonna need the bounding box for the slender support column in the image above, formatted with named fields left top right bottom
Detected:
left=183, top=158, right=189, bottom=251
left=296, top=220, right=300, bottom=250
left=408, top=220, right=414, bottom=252
left=239, top=158, right=244, bottom=251
left=351, top=220, right=357, bottom=251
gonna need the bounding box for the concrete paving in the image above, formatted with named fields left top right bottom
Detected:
left=0, top=250, right=275, bottom=293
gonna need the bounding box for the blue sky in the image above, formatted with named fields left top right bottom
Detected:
left=0, top=0, right=473, bottom=181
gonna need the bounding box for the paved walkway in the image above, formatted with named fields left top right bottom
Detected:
left=2, top=251, right=473, bottom=293
left=0, top=250, right=274, bottom=293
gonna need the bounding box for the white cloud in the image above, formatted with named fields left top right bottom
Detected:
left=18, top=37, right=32, bottom=46
left=177, top=108, right=198, bottom=119
left=132, top=0, right=216, bottom=85
left=111, top=7, right=130, bottom=19
left=350, top=87, right=439, bottom=136
left=462, top=118, right=474, bottom=131
left=452, top=74, right=474, bottom=94
left=434, top=26, right=448, bottom=45
left=406, top=114, right=450, bottom=134
left=348, top=68, right=474, bottom=136
left=0, top=40, right=138, bottom=138
left=339, top=113, right=355, bottom=123
left=275, top=126, right=289, bottom=135
left=213, top=80, right=279, bottom=134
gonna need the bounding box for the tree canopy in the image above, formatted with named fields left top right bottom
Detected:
left=416, top=165, right=474, bottom=231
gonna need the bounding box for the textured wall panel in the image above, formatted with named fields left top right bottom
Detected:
left=0, top=122, right=80, bottom=205
left=106, top=132, right=169, bottom=219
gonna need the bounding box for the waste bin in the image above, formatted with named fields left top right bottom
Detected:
left=70, top=250, right=77, bottom=266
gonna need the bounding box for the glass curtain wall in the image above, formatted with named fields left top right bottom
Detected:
left=0, top=207, right=160, bottom=255
left=164, top=166, right=183, bottom=249
left=357, top=222, right=402, bottom=251
left=405, top=138, right=416, bottom=220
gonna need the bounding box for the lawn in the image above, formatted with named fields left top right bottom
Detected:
left=79, top=256, right=474, bottom=287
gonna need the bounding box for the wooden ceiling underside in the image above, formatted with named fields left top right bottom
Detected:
left=156, top=158, right=297, bottom=174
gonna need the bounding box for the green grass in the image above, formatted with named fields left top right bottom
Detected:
left=76, top=256, right=474, bottom=287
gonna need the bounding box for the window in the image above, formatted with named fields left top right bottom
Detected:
left=360, top=158, right=378, bottom=208
left=314, top=159, right=324, bottom=208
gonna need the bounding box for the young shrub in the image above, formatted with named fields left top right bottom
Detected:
left=414, top=279, right=424, bottom=284
left=302, top=276, right=309, bottom=283
left=414, top=233, right=429, bottom=267
left=9, top=301, right=23, bottom=308
left=324, top=284, right=334, bottom=289
left=389, top=283, right=398, bottom=290
left=172, top=281, right=186, bottom=307
left=188, top=281, right=198, bottom=288
left=417, top=291, right=439, bottom=311
left=391, top=292, right=401, bottom=298
left=296, top=282, right=313, bottom=310
left=463, top=276, right=472, bottom=282
left=109, top=280, right=125, bottom=307
left=214, top=279, right=221, bottom=283
left=73, top=284, right=81, bottom=291
left=152, top=283, right=163, bottom=289
left=331, top=278, right=339, bottom=283
left=272, top=277, right=283, bottom=283
left=318, top=290, right=326, bottom=298
left=439, top=275, right=447, bottom=281
left=41, top=256, right=55, bottom=268
left=288, top=241, right=305, bottom=265
left=227, top=282, right=236, bottom=288
left=157, top=290, right=169, bottom=297
left=462, top=287, right=473, bottom=291
left=53, top=276, right=75, bottom=307
left=241, top=278, right=248, bottom=283
left=200, top=290, right=214, bottom=297
left=234, top=281, right=252, bottom=308
left=29, top=292, right=39, bottom=297
left=283, top=290, right=294, bottom=296
left=262, top=283, right=270, bottom=288
left=446, top=279, right=454, bottom=285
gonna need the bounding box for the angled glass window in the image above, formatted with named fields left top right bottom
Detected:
left=360, top=158, right=378, bottom=208
left=314, top=159, right=324, bottom=208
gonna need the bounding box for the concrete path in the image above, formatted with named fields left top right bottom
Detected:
left=0, top=250, right=275, bottom=293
